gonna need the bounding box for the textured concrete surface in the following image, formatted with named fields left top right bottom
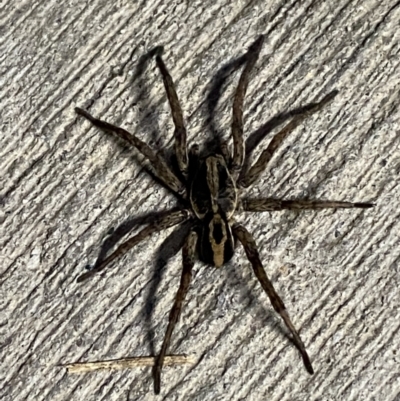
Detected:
left=1, top=1, right=399, bottom=400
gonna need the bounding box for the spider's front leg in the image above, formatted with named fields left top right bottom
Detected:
left=156, top=55, right=189, bottom=181
left=231, top=35, right=264, bottom=180
left=238, top=90, right=339, bottom=188
left=233, top=224, right=314, bottom=374
left=75, top=108, right=185, bottom=197
left=153, top=230, right=198, bottom=394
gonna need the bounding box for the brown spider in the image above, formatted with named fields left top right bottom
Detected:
left=75, top=35, right=373, bottom=394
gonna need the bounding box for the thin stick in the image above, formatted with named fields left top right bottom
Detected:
left=64, top=355, right=195, bottom=374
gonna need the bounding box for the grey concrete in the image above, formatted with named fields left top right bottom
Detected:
left=1, top=1, right=399, bottom=400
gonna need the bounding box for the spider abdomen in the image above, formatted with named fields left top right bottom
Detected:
left=199, top=212, right=235, bottom=267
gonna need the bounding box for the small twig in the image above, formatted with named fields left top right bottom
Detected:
left=63, top=355, right=195, bottom=374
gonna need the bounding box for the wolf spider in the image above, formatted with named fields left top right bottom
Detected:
left=75, top=35, right=373, bottom=394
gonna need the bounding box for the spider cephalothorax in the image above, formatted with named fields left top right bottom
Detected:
left=75, top=35, right=373, bottom=394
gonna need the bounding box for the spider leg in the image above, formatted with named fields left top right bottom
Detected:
left=220, top=140, right=232, bottom=166
left=76, top=209, right=191, bottom=282
left=188, top=143, right=200, bottom=181
left=75, top=108, right=185, bottom=198
left=153, top=230, right=198, bottom=394
left=156, top=56, right=189, bottom=180
left=233, top=224, right=314, bottom=374
left=242, top=198, right=374, bottom=211
left=239, top=90, right=339, bottom=188
left=231, top=35, right=264, bottom=180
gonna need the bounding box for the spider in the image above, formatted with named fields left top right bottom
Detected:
left=75, top=35, right=373, bottom=394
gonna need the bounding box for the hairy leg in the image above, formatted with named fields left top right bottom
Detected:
left=156, top=56, right=189, bottom=179
left=233, top=224, right=313, bottom=374
left=239, top=90, right=339, bottom=188
left=76, top=209, right=191, bottom=282
left=75, top=108, right=185, bottom=197
left=153, top=230, right=198, bottom=394
left=230, top=35, right=264, bottom=179
left=242, top=198, right=374, bottom=211
left=220, top=140, right=232, bottom=166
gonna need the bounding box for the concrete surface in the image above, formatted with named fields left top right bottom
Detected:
left=1, top=1, right=399, bottom=400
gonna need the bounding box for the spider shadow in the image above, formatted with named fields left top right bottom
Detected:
left=128, top=45, right=165, bottom=145
left=226, top=254, right=299, bottom=349
left=83, top=41, right=319, bottom=369
left=202, top=52, right=248, bottom=154
left=127, top=45, right=188, bottom=183
left=139, top=221, right=192, bottom=356
left=81, top=47, right=192, bottom=359
left=90, top=210, right=191, bottom=357
left=98, top=45, right=185, bottom=198
left=203, top=38, right=324, bottom=173
left=92, top=208, right=182, bottom=266
left=90, top=218, right=293, bottom=365
left=99, top=41, right=320, bottom=189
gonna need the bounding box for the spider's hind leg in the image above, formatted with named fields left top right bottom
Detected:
left=76, top=209, right=190, bottom=282
left=233, top=224, right=314, bottom=374
left=153, top=230, right=198, bottom=394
